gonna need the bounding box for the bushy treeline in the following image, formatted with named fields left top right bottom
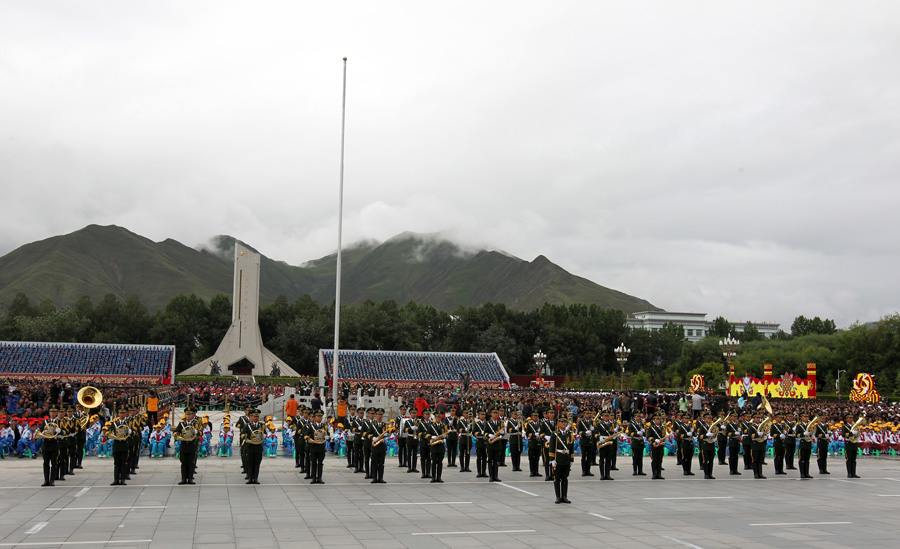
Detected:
left=1, top=293, right=897, bottom=395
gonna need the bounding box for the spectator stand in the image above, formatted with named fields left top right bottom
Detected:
left=0, top=341, right=176, bottom=385
left=318, top=349, right=510, bottom=389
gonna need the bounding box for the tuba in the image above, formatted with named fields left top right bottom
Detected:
left=77, top=386, right=103, bottom=410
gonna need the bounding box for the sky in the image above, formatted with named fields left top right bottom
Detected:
left=1, top=1, right=899, bottom=328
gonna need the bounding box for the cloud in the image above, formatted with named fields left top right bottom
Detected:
left=1, top=1, right=899, bottom=327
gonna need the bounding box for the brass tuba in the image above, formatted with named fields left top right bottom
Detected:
left=77, top=386, right=104, bottom=410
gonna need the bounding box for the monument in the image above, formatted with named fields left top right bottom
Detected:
left=182, top=242, right=299, bottom=378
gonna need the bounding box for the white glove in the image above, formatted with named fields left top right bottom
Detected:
left=585, top=430, right=592, bottom=436
left=686, top=431, right=693, bottom=436
left=851, top=430, right=858, bottom=435
left=780, top=434, right=785, bottom=439
left=638, top=430, right=644, bottom=435
left=544, top=435, right=551, bottom=441
left=736, top=431, right=741, bottom=436
left=550, top=460, right=556, bottom=467
left=804, top=431, right=810, bottom=436
left=598, top=435, right=607, bottom=443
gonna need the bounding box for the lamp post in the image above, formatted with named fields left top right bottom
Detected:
left=533, top=350, right=547, bottom=377
left=615, top=343, right=631, bottom=391
left=836, top=369, right=847, bottom=398
left=719, top=336, right=740, bottom=391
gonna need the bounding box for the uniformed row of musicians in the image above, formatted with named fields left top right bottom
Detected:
left=33, top=406, right=91, bottom=486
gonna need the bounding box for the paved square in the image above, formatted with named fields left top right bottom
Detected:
left=0, top=454, right=897, bottom=548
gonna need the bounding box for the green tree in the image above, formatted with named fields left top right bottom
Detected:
left=741, top=321, right=763, bottom=342
left=710, top=316, right=733, bottom=338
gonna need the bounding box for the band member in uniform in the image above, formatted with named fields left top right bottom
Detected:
left=647, top=414, right=666, bottom=480
left=577, top=411, right=595, bottom=476
left=110, top=408, right=130, bottom=486
left=473, top=410, right=488, bottom=478
left=486, top=408, right=504, bottom=482
left=540, top=408, right=555, bottom=481
left=307, top=410, right=327, bottom=484
left=506, top=410, right=523, bottom=472
left=363, top=408, right=376, bottom=479
left=456, top=410, right=473, bottom=473
left=129, top=407, right=144, bottom=476
left=428, top=411, right=447, bottom=483
left=174, top=408, right=201, bottom=484
left=445, top=408, right=459, bottom=468
left=815, top=417, right=830, bottom=475
left=726, top=415, right=742, bottom=475
left=770, top=415, right=787, bottom=475
left=403, top=409, right=420, bottom=473
left=73, top=405, right=87, bottom=470
left=368, top=409, right=388, bottom=483
left=716, top=410, right=728, bottom=465
left=796, top=413, right=814, bottom=479
left=241, top=409, right=264, bottom=484
left=395, top=405, right=408, bottom=468
left=36, top=408, right=61, bottom=486
left=628, top=412, right=647, bottom=476
left=842, top=414, right=861, bottom=479
left=294, top=407, right=308, bottom=472
left=740, top=414, right=755, bottom=471
left=751, top=413, right=768, bottom=479
left=698, top=412, right=716, bottom=479
left=526, top=411, right=543, bottom=477
left=55, top=412, right=70, bottom=482
left=784, top=414, right=798, bottom=470
left=678, top=415, right=695, bottom=476
left=549, top=414, right=573, bottom=504
left=353, top=407, right=367, bottom=474
left=418, top=409, right=432, bottom=479
left=594, top=411, right=616, bottom=480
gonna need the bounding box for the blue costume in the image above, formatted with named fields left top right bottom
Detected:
left=217, top=430, right=233, bottom=457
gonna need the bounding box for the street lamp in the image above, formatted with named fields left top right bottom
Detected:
left=533, top=350, right=547, bottom=377
left=836, top=369, right=847, bottom=398
left=719, top=336, right=740, bottom=390
left=615, top=343, right=631, bottom=391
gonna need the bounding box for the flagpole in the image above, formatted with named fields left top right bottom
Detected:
left=332, top=57, right=348, bottom=408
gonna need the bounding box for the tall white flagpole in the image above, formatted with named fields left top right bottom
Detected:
left=332, top=57, right=348, bottom=408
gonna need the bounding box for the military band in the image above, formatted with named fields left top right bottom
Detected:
left=173, top=407, right=201, bottom=484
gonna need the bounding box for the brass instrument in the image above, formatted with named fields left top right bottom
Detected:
left=374, top=423, right=395, bottom=447
left=429, top=423, right=449, bottom=447
left=110, top=423, right=131, bottom=441
left=596, top=421, right=618, bottom=449
left=175, top=423, right=198, bottom=442
left=847, top=416, right=867, bottom=443
left=246, top=428, right=265, bottom=445
left=77, top=386, right=103, bottom=410
left=758, top=395, right=773, bottom=415
left=311, top=426, right=327, bottom=445
left=706, top=413, right=732, bottom=440
left=35, top=421, right=61, bottom=440
left=754, top=416, right=773, bottom=442
left=802, top=416, right=819, bottom=442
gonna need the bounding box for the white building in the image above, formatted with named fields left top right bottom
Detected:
left=626, top=311, right=780, bottom=342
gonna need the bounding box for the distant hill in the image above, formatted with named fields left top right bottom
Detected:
left=0, top=225, right=659, bottom=313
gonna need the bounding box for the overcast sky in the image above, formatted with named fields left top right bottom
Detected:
left=2, top=1, right=899, bottom=328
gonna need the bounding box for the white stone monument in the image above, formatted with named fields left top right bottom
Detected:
left=182, top=242, right=299, bottom=377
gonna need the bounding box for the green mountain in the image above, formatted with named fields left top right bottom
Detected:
left=0, top=225, right=659, bottom=313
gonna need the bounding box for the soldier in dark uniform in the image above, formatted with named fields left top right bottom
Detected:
left=815, top=417, right=830, bottom=475
left=294, top=408, right=308, bottom=472
left=37, top=408, right=61, bottom=486
left=549, top=414, right=573, bottom=504
left=784, top=414, right=798, bottom=470
left=368, top=409, right=388, bottom=483
left=403, top=408, right=420, bottom=473
left=174, top=408, right=201, bottom=485
left=594, top=411, right=616, bottom=480
left=715, top=410, right=728, bottom=465
left=456, top=409, right=473, bottom=472
left=351, top=407, right=366, bottom=474
left=576, top=411, right=595, bottom=476
left=796, top=413, right=814, bottom=479
left=394, top=405, right=406, bottom=468
left=647, top=414, right=666, bottom=480
left=740, top=415, right=755, bottom=471
left=363, top=408, right=376, bottom=479
left=540, top=408, right=555, bottom=481
left=770, top=415, right=787, bottom=475
left=506, top=410, right=523, bottom=472
left=697, top=412, right=716, bottom=479
left=473, top=410, right=488, bottom=478
left=110, top=409, right=131, bottom=486
left=418, top=410, right=432, bottom=479
left=307, top=410, right=328, bottom=484
left=525, top=411, right=543, bottom=477
left=678, top=415, right=695, bottom=476
left=73, top=405, right=87, bottom=469
left=751, top=413, right=768, bottom=479
left=242, top=409, right=264, bottom=484
left=306, top=407, right=318, bottom=478
left=236, top=407, right=252, bottom=479
left=445, top=408, right=459, bottom=468
left=628, top=412, right=647, bottom=476
left=486, top=408, right=504, bottom=482
left=427, top=411, right=447, bottom=483
left=842, top=414, right=861, bottom=479
left=55, top=412, right=70, bottom=481
left=128, top=407, right=144, bottom=476
left=726, top=415, right=742, bottom=475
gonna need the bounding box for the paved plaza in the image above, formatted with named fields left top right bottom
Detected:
left=0, top=454, right=898, bottom=548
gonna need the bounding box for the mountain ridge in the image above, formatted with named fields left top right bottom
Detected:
left=0, top=224, right=660, bottom=313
